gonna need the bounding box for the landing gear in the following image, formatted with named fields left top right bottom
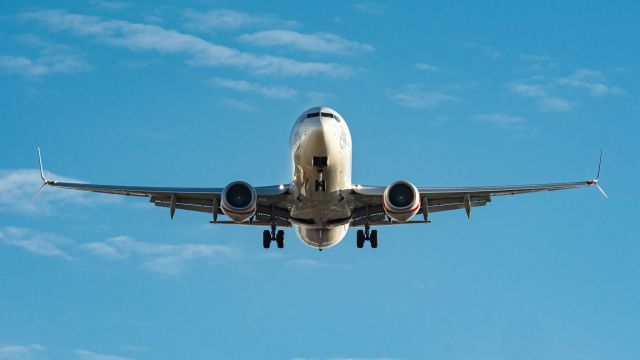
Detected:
left=315, top=170, right=326, bottom=192
left=357, top=230, right=365, bottom=248
left=263, top=230, right=271, bottom=249
left=276, top=230, right=285, bottom=248
left=313, top=156, right=327, bottom=192
left=370, top=230, right=378, bottom=248
left=315, top=179, right=326, bottom=192
left=356, top=226, right=378, bottom=248
left=263, top=226, right=285, bottom=249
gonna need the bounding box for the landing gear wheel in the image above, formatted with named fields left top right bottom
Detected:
left=370, top=230, right=378, bottom=248
left=356, top=230, right=365, bottom=248
left=276, top=230, right=285, bottom=248
left=315, top=180, right=326, bottom=192
left=262, top=230, right=271, bottom=249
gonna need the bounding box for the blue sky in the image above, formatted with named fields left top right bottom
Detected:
left=1, top=1, right=639, bottom=359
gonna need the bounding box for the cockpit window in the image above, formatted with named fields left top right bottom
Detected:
left=304, top=111, right=340, bottom=122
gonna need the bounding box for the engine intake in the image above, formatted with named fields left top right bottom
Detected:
left=221, top=181, right=257, bottom=223
left=383, top=181, right=421, bottom=222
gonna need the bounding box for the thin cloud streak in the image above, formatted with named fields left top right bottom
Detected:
left=0, top=227, right=73, bottom=260
left=21, top=10, right=352, bottom=78
left=391, top=84, right=458, bottom=108
left=415, top=63, right=438, bottom=72
left=183, top=9, right=298, bottom=32
left=0, top=344, right=46, bottom=359
left=0, top=169, right=117, bottom=215
left=465, top=42, right=502, bottom=59
left=238, top=30, right=374, bottom=55
left=92, top=1, right=133, bottom=11
left=75, top=349, right=132, bottom=360
left=0, top=35, right=89, bottom=77
left=507, top=68, right=622, bottom=112
left=0, top=226, right=240, bottom=276
left=209, top=77, right=297, bottom=99
left=507, top=81, right=572, bottom=112
left=351, top=2, right=388, bottom=15
left=287, top=258, right=351, bottom=270
left=558, top=69, right=625, bottom=97
left=473, top=113, right=526, bottom=126
left=82, top=235, right=240, bottom=276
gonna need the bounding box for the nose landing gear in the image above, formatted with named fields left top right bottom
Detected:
left=315, top=170, right=326, bottom=192
left=313, top=156, right=327, bottom=192
left=356, top=225, right=378, bottom=249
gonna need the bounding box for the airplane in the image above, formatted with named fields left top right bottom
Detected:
left=36, top=106, right=606, bottom=251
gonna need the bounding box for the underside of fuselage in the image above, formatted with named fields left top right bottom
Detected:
left=289, top=106, right=353, bottom=249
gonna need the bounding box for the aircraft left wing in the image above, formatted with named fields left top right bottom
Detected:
left=37, top=149, right=291, bottom=227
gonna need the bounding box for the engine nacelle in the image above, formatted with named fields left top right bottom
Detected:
left=221, top=181, right=257, bottom=223
left=383, top=181, right=421, bottom=222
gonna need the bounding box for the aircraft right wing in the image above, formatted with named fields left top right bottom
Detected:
left=349, top=151, right=606, bottom=227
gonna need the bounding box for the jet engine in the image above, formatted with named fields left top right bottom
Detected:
left=383, top=181, right=421, bottom=222
left=221, top=181, right=257, bottom=223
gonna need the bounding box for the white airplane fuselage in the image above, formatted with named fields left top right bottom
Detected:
left=289, top=107, right=352, bottom=249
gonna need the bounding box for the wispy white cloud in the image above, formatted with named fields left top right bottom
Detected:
left=519, top=53, right=551, bottom=62
left=238, top=30, right=374, bottom=55
left=472, top=113, right=526, bottom=126
left=219, top=98, right=258, bottom=112
left=209, top=77, right=297, bottom=99
left=0, top=225, right=239, bottom=276
left=292, top=357, right=398, bottom=360
left=352, top=2, right=388, bottom=15
left=508, top=68, right=622, bottom=112
left=287, top=258, right=350, bottom=270
left=0, top=35, right=89, bottom=77
left=82, top=235, right=240, bottom=276
left=391, top=84, right=458, bottom=108
left=465, top=42, right=502, bottom=59
left=0, top=169, right=117, bottom=215
left=415, top=63, right=438, bottom=72
left=558, top=69, right=625, bottom=97
left=92, top=1, right=132, bottom=11
left=507, top=81, right=573, bottom=112
left=21, top=10, right=351, bottom=78
left=74, top=349, right=131, bottom=360
left=0, top=227, right=74, bottom=260
left=0, top=344, right=46, bottom=359
left=183, top=9, right=297, bottom=32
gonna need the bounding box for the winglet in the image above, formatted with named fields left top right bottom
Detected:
left=34, top=147, right=50, bottom=200
left=587, top=148, right=607, bottom=198
left=37, top=147, right=46, bottom=182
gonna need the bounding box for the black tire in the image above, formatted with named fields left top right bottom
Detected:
left=356, top=230, right=365, bottom=248
left=370, top=230, right=378, bottom=248
left=263, top=230, right=271, bottom=249
left=276, top=230, right=285, bottom=248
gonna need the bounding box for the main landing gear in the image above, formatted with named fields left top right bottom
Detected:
left=263, top=225, right=284, bottom=249
left=356, top=225, right=378, bottom=249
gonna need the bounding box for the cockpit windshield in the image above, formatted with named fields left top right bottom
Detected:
left=305, top=112, right=339, bottom=121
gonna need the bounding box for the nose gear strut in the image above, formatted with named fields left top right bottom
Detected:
left=313, top=156, right=327, bottom=192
